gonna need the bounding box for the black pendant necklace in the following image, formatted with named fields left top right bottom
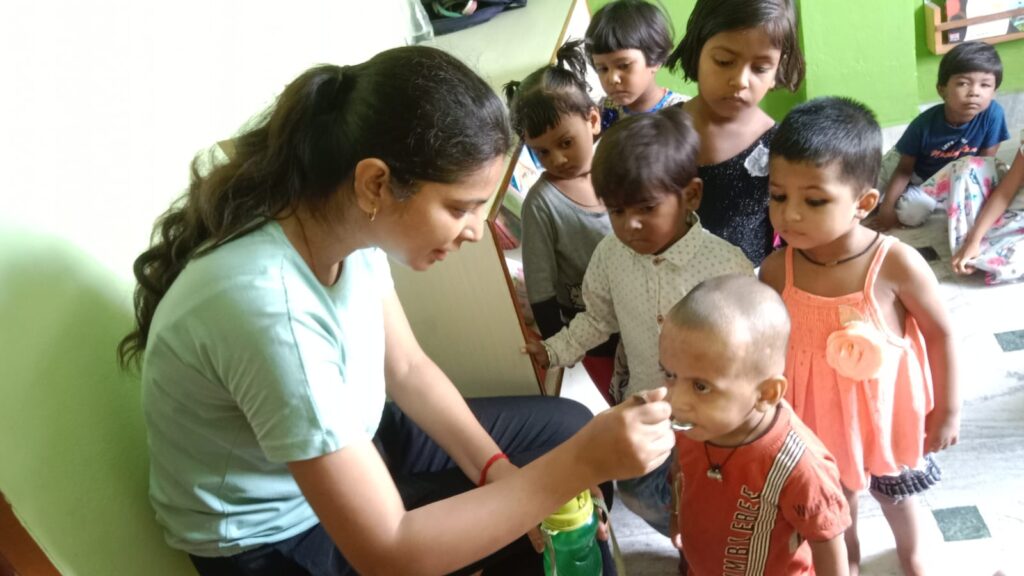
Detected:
left=797, top=230, right=881, bottom=267
left=704, top=410, right=768, bottom=482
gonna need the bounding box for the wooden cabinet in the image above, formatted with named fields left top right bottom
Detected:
left=391, top=0, right=594, bottom=398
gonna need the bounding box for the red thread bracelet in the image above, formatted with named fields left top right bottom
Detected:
left=477, top=452, right=509, bottom=486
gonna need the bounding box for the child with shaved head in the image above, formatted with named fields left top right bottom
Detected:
left=661, top=275, right=851, bottom=576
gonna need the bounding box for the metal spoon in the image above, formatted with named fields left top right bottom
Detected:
left=631, top=393, right=694, bottom=431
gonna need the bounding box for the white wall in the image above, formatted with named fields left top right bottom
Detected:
left=1, top=0, right=415, bottom=283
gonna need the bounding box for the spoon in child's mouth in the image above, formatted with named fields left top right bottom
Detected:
left=630, top=392, right=694, bottom=431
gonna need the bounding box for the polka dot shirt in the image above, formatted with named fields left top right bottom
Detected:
left=543, top=217, right=753, bottom=398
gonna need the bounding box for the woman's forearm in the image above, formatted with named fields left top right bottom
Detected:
left=382, top=290, right=503, bottom=481
left=390, top=434, right=598, bottom=574
left=291, top=437, right=597, bottom=576
left=387, top=397, right=670, bottom=575
left=295, top=393, right=672, bottom=576
left=388, top=353, right=502, bottom=481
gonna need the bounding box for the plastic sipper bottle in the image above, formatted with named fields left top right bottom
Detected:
left=541, top=490, right=602, bottom=576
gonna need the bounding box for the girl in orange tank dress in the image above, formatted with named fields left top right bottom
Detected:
left=760, top=97, right=960, bottom=576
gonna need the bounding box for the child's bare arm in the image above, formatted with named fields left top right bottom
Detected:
left=757, top=250, right=786, bottom=294
left=953, top=149, right=1024, bottom=275
left=889, top=243, right=961, bottom=452
left=808, top=535, right=849, bottom=576
left=522, top=340, right=551, bottom=368
left=534, top=250, right=619, bottom=368
left=876, top=154, right=917, bottom=230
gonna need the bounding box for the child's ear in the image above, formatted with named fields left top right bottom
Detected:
left=643, top=54, right=661, bottom=74
left=756, top=375, right=787, bottom=411
left=682, top=178, right=703, bottom=211
left=855, top=188, right=880, bottom=218
left=588, top=107, right=601, bottom=136
left=937, top=82, right=948, bottom=101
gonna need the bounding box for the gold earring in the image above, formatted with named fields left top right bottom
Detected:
left=369, top=207, right=377, bottom=223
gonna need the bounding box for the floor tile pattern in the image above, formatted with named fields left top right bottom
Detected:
left=932, top=506, right=991, bottom=542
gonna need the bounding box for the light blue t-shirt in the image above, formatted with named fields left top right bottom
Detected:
left=142, top=221, right=392, bottom=556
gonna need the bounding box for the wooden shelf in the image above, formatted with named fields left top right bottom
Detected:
left=925, top=1, right=1024, bottom=55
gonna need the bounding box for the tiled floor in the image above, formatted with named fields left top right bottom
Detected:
left=560, top=135, right=1024, bottom=574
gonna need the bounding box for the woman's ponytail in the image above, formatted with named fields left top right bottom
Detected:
left=118, top=47, right=510, bottom=370
left=503, top=80, right=522, bottom=109
left=554, top=39, right=589, bottom=93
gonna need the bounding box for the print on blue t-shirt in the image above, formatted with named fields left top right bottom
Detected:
left=895, top=100, right=1010, bottom=181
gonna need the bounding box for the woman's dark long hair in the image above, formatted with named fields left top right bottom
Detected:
left=118, top=46, right=511, bottom=369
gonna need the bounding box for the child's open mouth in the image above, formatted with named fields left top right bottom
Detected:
left=671, top=419, right=694, bottom=431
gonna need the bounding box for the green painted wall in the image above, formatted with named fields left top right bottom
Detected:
left=0, top=229, right=195, bottom=576
left=589, top=0, right=1024, bottom=125
left=800, top=0, right=920, bottom=126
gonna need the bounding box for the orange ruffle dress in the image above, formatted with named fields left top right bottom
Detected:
left=782, top=236, right=934, bottom=491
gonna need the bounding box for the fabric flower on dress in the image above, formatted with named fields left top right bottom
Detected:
left=743, top=143, right=769, bottom=177
left=826, top=306, right=886, bottom=381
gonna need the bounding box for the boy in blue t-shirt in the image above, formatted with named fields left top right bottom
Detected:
left=876, top=41, right=1010, bottom=229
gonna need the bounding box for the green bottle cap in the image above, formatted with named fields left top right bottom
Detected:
left=541, top=491, right=593, bottom=532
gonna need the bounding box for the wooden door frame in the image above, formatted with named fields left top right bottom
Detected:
left=0, top=491, right=60, bottom=576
